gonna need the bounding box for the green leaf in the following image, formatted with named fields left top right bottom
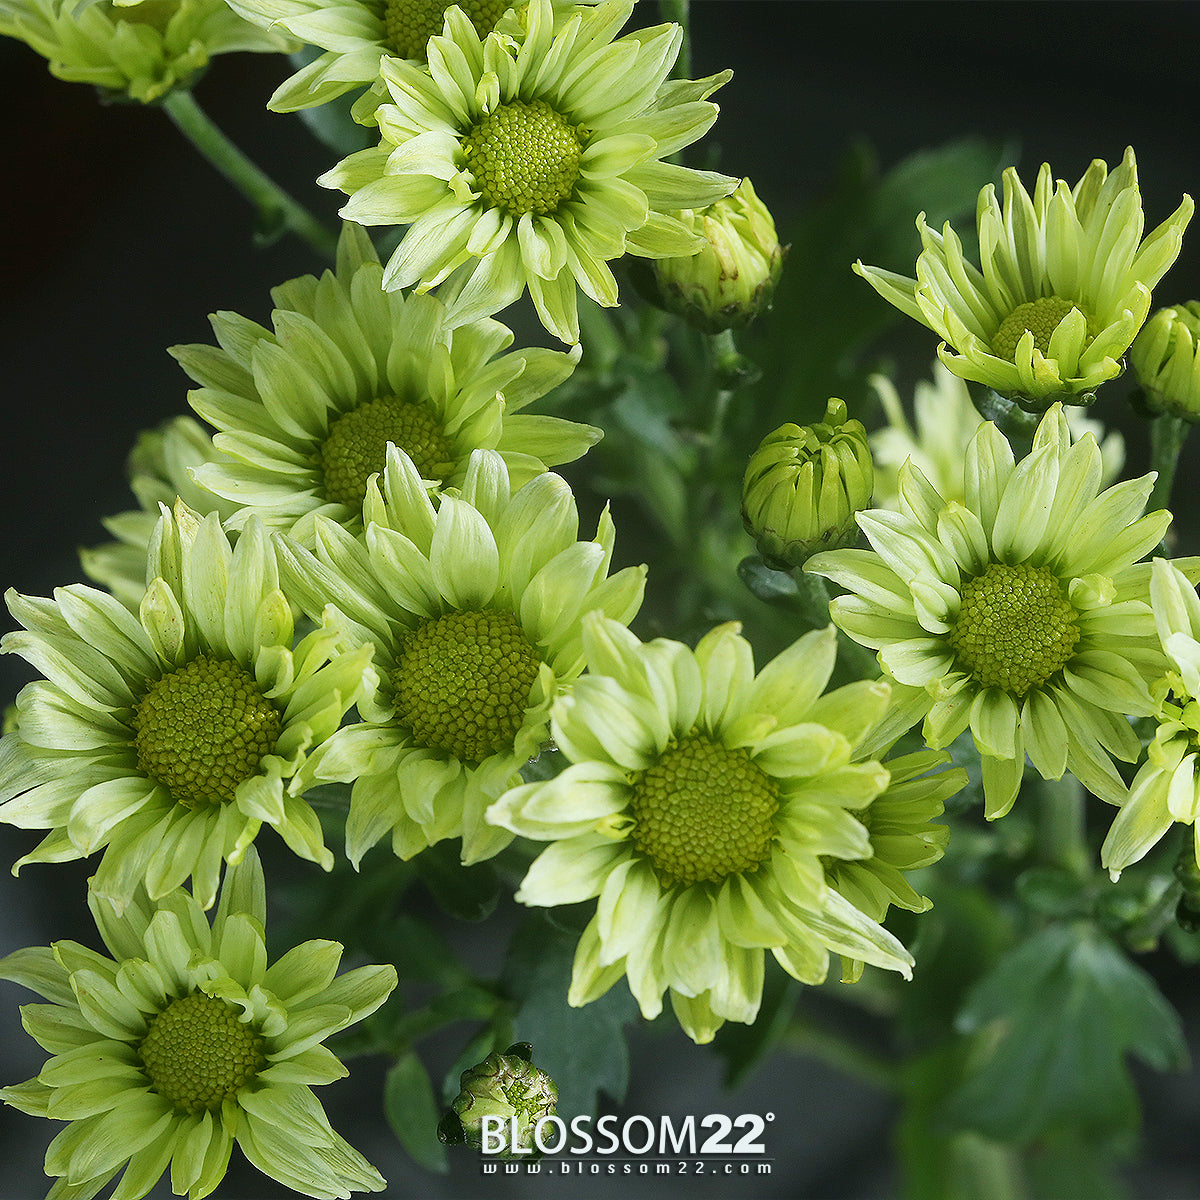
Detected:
left=384, top=1052, right=450, bottom=1174
left=502, top=911, right=638, bottom=1118
left=414, top=841, right=502, bottom=922
left=736, top=555, right=802, bottom=606
left=944, top=923, right=1188, bottom=1142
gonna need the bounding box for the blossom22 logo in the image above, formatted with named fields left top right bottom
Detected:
left=480, top=1111, right=776, bottom=1159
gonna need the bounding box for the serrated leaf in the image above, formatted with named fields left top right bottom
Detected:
left=384, top=1052, right=449, bottom=1174
left=502, top=912, right=638, bottom=1119
left=944, top=923, right=1187, bottom=1141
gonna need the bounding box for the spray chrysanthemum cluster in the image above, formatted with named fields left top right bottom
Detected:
left=9, top=0, right=1200, bottom=1190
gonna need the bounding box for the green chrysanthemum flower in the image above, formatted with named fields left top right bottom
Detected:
left=173, top=223, right=594, bottom=542
left=822, top=749, right=958, bottom=983
left=224, top=0, right=589, bottom=122
left=0, top=851, right=396, bottom=1199
left=318, top=0, right=737, bottom=344
left=1131, top=301, right=1200, bottom=421
left=1102, top=558, right=1200, bottom=879
left=80, top=416, right=240, bottom=611
left=0, top=0, right=294, bottom=103
left=808, top=405, right=1187, bottom=820
left=275, top=446, right=645, bottom=864
left=868, top=361, right=1125, bottom=512
left=854, top=148, right=1193, bottom=409
left=0, top=504, right=376, bottom=909
left=487, top=618, right=939, bottom=1045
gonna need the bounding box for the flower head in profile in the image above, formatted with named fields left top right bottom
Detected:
left=275, top=448, right=645, bottom=865
left=855, top=148, right=1193, bottom=408
left=174, top=223, right=594, bottom=541
left=224, top=0, right=588, bottom=121
left=0, top=851, right=396, bottom=1199
left=80, top=416, right=240, bottom=610
left=868, top=360, right=1125, bottom=512
left=319, top=0, right=737, bottom=343
left=808, top=405, right=1174, bottom=819
left=487, top=618, right=941, bottom=1044
left=0, top=0, right=293, bottom=103
left=0, top=504, right=376, bottom=909
left=1102, top=558, right=1200, bottom=879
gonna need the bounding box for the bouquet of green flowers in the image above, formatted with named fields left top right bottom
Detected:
left=3, top=2, right=1200, bottom=1197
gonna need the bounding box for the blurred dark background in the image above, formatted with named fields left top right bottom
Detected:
left=5, top=2, right=1200, bottom=1197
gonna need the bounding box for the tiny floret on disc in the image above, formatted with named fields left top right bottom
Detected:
left=132, top=655, right=282, bottom=808
left=630, top=733, right=779, bottom=887
left=139, top=992, right=266, bottom=1115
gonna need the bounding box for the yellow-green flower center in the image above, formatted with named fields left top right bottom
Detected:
left=991, top=296, right=1084, bottom=362
left=132, top=655, right=282, bottom=809
left=630, top=734, right=779, bottom=888
left=391, top=609, right=541, bottom=763
left=383, top=0, right=508, bottom=60
left=462, top=100, right=586, bottom=217
left=318, top=396, right=455, bottom=509
left=139, top=993, right=265, bottom=1115
left=947, top=562, right=1080, bottom=695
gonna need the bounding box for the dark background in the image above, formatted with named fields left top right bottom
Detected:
left=4, top=3, right=1200, bottom=1197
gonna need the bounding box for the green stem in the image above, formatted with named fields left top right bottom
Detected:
left=781, top=1017, right=899, bottom=1093
left=161, top=90, right=338, bottom=260
left=1036, top=773, right=1087, bottom=876
left=659, top=0, right=691, bottom=80
left=1148, top=412, right=1190, bottom=513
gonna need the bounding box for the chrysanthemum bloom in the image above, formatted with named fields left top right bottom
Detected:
left=0, top=505, right=376, bottom=909
left=868, top=361, right=1124, bottom=512
left=0, top=0, right=293, bottom=103
left=224, top=0, right=588, bottom=121
left=1102, top=558, right=1200, bottom=878
left=175, top=222, right=593, bottom=541
left=80, top=416, right=240, bottom=611
left=808, top=404, right=1174, bottom=819
left=487, top=617, right=934, bottom=1044
left=1131, top=301, right=1200, bottom=421
left=0, top=851, right=396, bottom=1199
left=319, top=0, right=738, bottom=343
left=854, top=148, right=1193, bottom=409
left=275, top=447, right=646, bottom=864
left=822, top=749, right=957, bottom=982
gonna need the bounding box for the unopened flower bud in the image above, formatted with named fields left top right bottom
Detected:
left=1132, top=302, right=1200, bottom=421
left=742, top=399, right=873, bottom=568
left=438, top=1042, right=557, bottom=1157
left=654, top=178, right=784, bottom=333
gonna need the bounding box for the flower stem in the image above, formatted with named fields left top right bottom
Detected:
left=782, top=1016, right=899, bottom=1092
left=659, top=0, right=691, bottom=80
left=1148, top=412, right=1190, bottom=513
left=1036, top=773, right=1087, bottom=876
left=160, top=90, right=338, bottom=260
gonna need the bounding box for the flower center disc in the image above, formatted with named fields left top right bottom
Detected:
left=318, top=396, right=454, bottom=509
left=991, top=295, right=1083, bottom=362
left=462, top=100, right=585, bottom=217
left=947, top=562, right=1080, bottom=695
left=391, top=609, right=541, bottom=763
left=630, top=734, right=779, bottom=888
left=383, top=0, right=508, bottom=60
left=139, top=993, right=265, bottom=1114
left=132, top=655, right=281, bottom=809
